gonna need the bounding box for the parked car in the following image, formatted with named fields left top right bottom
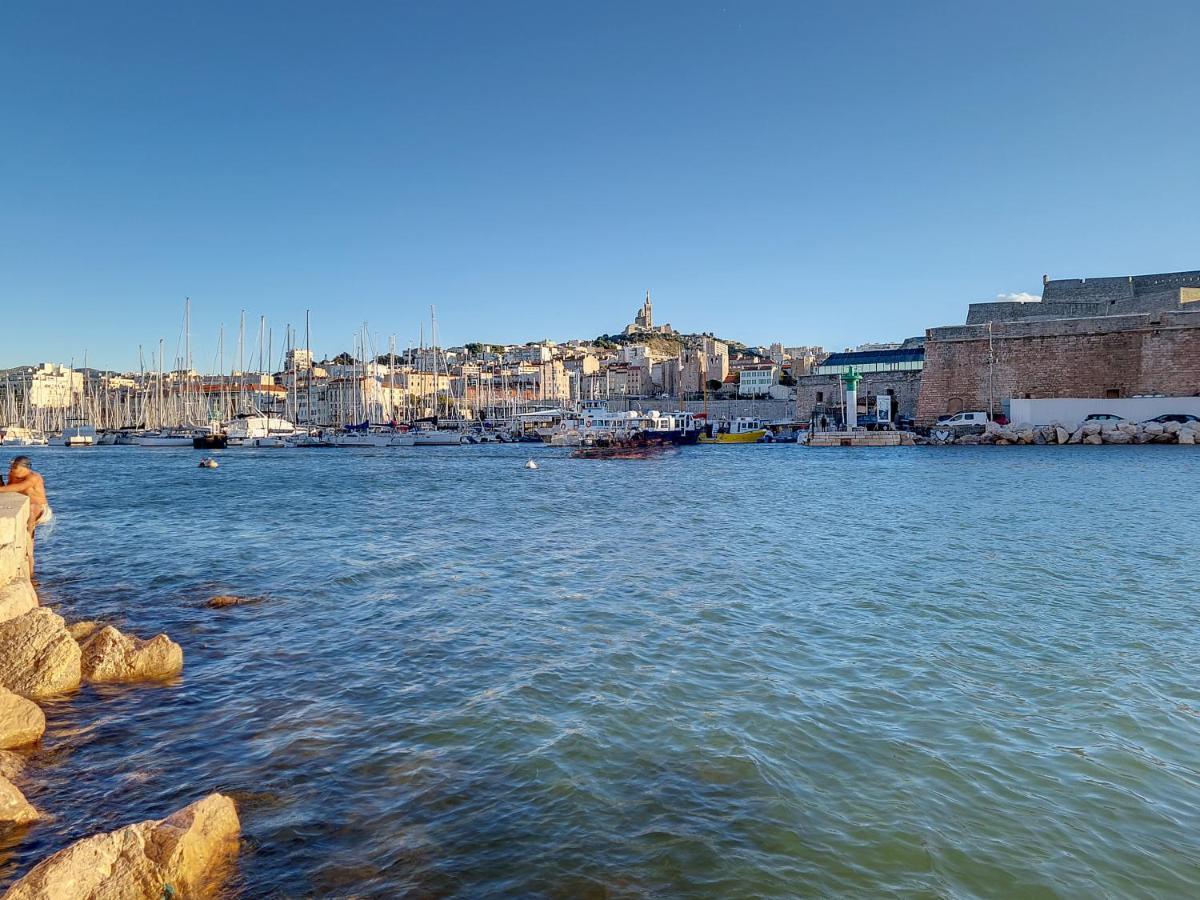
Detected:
left=1084, top=413, right=1125, bottom=422
left=1143, top=413, right=1200, bottom=425
left=936, top=411, right=991, bottom=434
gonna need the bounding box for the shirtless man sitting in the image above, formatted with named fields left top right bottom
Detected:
left=0, top=456, right=51, bottom=578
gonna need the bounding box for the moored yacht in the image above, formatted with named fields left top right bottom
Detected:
left=62, top=420, right=98, bottom=447
left=1, top=426, right=49, bottom=446
left=136, top=430, right=195, bottom=447
left=224, top=413, right=296, bottom=445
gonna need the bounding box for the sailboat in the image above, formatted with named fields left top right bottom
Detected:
left=61, top=356, right=98, bottom=446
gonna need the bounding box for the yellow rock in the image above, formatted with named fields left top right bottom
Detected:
left=2, top=793, right=240, bottom=899
left=79, top=626, right=183, bottom=684
left=0, top=772, right=37, bottom=826
left=0, top=686, right=45, bottom=749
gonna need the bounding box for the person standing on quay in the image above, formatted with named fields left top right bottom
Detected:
left=0, top=455, right=52, bottom=578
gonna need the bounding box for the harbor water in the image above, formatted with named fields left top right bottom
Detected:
left=2, top=444, right=1199, bottom=897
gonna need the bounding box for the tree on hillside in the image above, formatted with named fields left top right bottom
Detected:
left=705, top=379, right=723, bottom=393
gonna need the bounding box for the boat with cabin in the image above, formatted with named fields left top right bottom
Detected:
left=698, top=416, right=769, bottom=444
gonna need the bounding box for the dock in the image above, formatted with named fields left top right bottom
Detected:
left=806, top=430, right=915, bottom=447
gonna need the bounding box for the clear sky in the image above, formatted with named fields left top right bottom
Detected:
left=3, top=1, right=1199, bottom=370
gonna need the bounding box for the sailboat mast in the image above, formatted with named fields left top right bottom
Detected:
left=305, top=310, right=313, bottom=427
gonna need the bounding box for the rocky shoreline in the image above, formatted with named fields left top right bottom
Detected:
left=924, top=418, right=1199, bottom=446
left=0, top=495, right=238, bottom=899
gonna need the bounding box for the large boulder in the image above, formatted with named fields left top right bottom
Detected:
left=0, top=686, right=45, bottom=749
left=1103, top=430, right=1132, bottom=444
left=0, top=773, right=37, bottom=826
left=80, top=626, right=183, bottom=684
left=0, top=608, right=81, bottom=699
left=1180, top=428, right=1196, bottom=445
left=1082, top=420, right=1103, bottom=435
left=1055, top=427, right=1070, bottom=445
left=2, top=793, right=240, bottom=899
left=1164, top=420, right=1182, bottom=435
left=1083, top=434, right=1103, bottom=445
left=0, top=578, right=37, bottom=626
left=204, top=594, right=262, bottom=610
left=1068, top=428, right=1084, bottom=444
left=1143, top=421, right=1165, bottom=436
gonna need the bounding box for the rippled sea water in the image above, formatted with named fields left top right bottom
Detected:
left=1, top=443, right=1199, bottom=898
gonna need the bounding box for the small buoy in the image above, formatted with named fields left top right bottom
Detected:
left=524, top=459, right=538, bottom=469
left=198, top=457, right=219, bottom=469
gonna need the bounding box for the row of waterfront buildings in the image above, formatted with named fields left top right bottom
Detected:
left=4, top=271, right=1200, bottom=431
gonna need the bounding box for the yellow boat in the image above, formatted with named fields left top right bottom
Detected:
left=698, top=417, right=769, bottom=444
left=698, top=430, right=767, bottom=444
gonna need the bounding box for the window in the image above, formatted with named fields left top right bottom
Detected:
left=816, top=391, right=824, bottom=403
left=1105, top=388, right=1121, bottom=399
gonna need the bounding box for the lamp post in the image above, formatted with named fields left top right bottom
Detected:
left=841, top=366, right=863, bottom=430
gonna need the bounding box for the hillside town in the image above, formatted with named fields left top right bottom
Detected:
left=2, top=267, right=1200, bottom=444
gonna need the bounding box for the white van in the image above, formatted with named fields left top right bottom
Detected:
left=939, top=411, right=991, bottom=434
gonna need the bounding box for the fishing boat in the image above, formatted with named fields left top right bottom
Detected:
left=640, top=410, right=703, bottom=445
left=571, top=433, right=676, bottom=460
left=698, top=417, right=769, bottom=444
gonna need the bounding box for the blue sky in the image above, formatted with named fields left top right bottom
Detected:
left=3, top=1, right=1199, bottom=370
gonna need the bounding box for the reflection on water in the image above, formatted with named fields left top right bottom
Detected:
left=2, top=444, right=1199, bottom=897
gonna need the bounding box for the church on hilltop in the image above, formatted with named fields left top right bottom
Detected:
left=623, top=291, right=674, bottom=336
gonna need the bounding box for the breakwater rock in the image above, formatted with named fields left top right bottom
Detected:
left=1, top=793, right=240, bottom=900
left=0, top=581, right=36, bottom=627
left=929, top=419, right=1199, bottom=446
left=79, top=626, right=184, bottom=684
left=0, top=775, right=37, bottom=827
left=0, top=688, right=45, bottom=751
left=0, top=495, right=227, bottom=896
left=0, top=609, right=81, bottom=700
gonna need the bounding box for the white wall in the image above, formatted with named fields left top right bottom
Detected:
left=1009, top=396, right=1200, bottom=426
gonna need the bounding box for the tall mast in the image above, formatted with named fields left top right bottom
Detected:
left=305, top=310, right=313, bottom=426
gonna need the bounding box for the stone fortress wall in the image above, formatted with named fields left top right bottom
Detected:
left=966, top=269, right=1200, bottom=325
left=916, top=309, right=1200, bottom=424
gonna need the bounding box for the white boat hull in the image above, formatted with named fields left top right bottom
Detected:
left=136, top=435, right=194, bottom=447
left=330, top=433, right=393, bottom=448
left=412, top=430, right=463, bottom=446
